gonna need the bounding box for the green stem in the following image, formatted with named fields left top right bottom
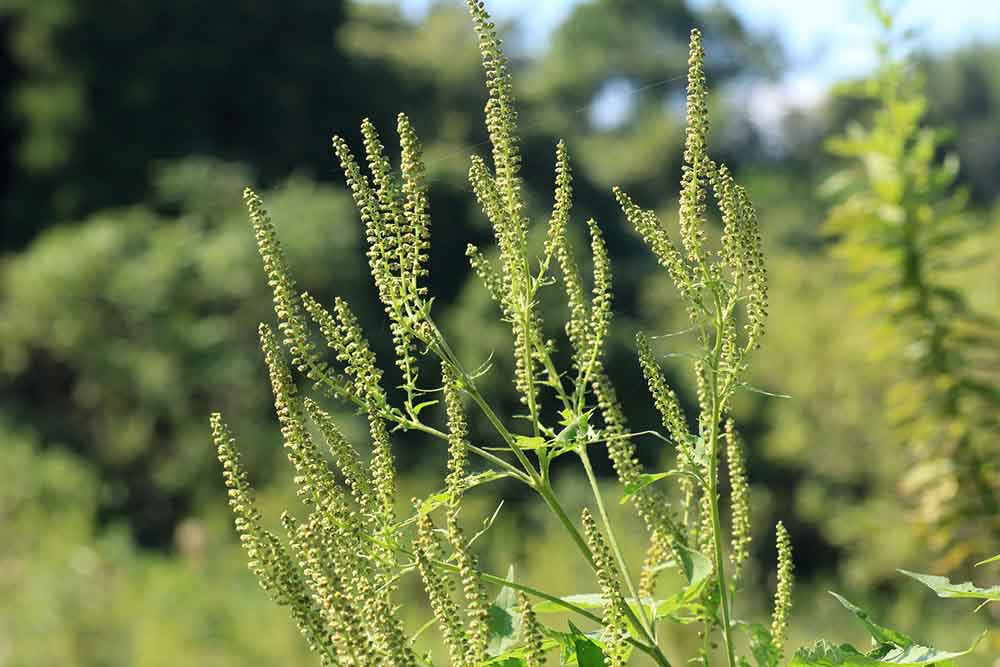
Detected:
left=535, top=481, right=595, bottom=568
left=707, top=302, right=737, bottom=667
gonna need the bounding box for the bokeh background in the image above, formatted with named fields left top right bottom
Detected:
left=1, top=0, right=998, bottom=664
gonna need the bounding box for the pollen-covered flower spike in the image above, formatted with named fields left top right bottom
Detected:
left=724, top=419, right=751, bottom=582
left=211, top=414, right=338, bottom=665
left=771, top=521, right=794, bottom=660
left=414, top=511, right=470, bottom=667
left=245, top=187, right=347, bottom=399
left=582, top=508, right=629, bottom=667
left=518, top=591, right=546, bottom=667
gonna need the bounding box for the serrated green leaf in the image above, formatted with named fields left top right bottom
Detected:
left=898, top=569, right=1000, bottom=603
left=829, top=591, right=914, bottom=647
left=740, top=622, right=779, bottom=667
left=789, top=631, right=985, bottom=667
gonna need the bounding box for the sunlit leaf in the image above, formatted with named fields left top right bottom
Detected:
left=828, top=592, right=914, bottom=647
left=898, top=569, right=1000, bottom=604
left=789, top=631, right=985, bottom=667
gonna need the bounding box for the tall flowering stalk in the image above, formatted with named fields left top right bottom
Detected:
left=213, top=2, right=807, bottom=665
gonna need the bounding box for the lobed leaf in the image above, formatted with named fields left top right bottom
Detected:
left=898, top=569, right=1000, bottom=604
left=789, top=631, right=985, bottom=667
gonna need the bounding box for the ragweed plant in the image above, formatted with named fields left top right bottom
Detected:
left=212, top=2, right=987, bottom=665
left=822, top=2, right=1000, bottom=563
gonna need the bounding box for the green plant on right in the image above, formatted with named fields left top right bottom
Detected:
left=821, top=2, right=1000, bottom=564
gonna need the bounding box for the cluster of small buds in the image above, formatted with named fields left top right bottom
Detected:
left=466, top=0, right=524, bottom=217
left=212, top=415, right=340, bottom=665
left=590, top=368, right=684, bottom=558
left=414, top=512, right=470, bottom=667
left=284, top=513, right=375, bottom=667
left=639, top=528, right=671, bottom=598
left=636, top=332, right=690, bottom=451
left=582, top=509, right=630, bottom=667
left=586, top=218, right=613, bottom=371
left=614, top=186, right=700, bottom=322
left=465, top=244, right=503, bottom=303
left=301, top=293, right=386, bottom=407
left=694, top=359, right=711, bottom=436
left=445, top=511, right=490, bottom=664
left=697, top=482, right=715, bottom=557
left=724, top=419, right=751, bottom=582
left=442, top=364, right=470, bottom=501
left=304, top=398, right=377, bottom=518
left=212, top=414, right=268, bottom=590
left=678, top=29, right=712, bottom=268
left=468, top=155, right=538, bottom=412
left=771, top=521, right=794, bottom=660
left=737, top=186, right=768, bottom=351
left=517, top=592, right=546, bottom=667
left=397, top=113, right=432, bottom=294
left=545, top=141, right=590, bottom=370
left=714, top=165, right=742, bottom=277
left=366, top=411, right=397, bottom=522
left=244, top=188, right=341, bottom=389
left=259, top=324, right=338, bottom=506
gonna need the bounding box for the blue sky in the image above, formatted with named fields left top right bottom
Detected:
left=375, top=0, right=1000, bottom=82
left=368, top=0, right=999, bottom=130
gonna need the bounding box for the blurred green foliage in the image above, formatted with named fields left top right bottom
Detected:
left=1, top=0, right=998, bottom=663
left=822, top=14, right=999, bottom=564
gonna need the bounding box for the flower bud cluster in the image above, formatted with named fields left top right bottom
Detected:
left=582, top=509, right=630, bottom=667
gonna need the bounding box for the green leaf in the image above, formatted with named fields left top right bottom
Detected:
left=416, top=490, right=451, bottom=516
left=675, top=543, right=712, bottom=586
left=789, top=631, right=986, bottom=667
left=654, top=555, right=712, bottom=624
left=534, top=593, right=659, bottom=624
left=898, top=569, right=1000, bottom=603
left=512, top=435, right=548, bottom=450
left=559, top=621, right=606, bottom=667
left=532, top=593, right=605, bottom=614
left=829, top=591, right=914, bottom=647
left=555, top=410, right=593, bottom=444
left=487, top=566, right=522, bottom=657
left=410, top=399, right=438, bottom=415
left=739, top=623, right=779, bottom=667
left=735, top=383, right=792, bottom=399
left=619, top=471, right=695, bottom=504
left=482, top=658, right=525, bottom=667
